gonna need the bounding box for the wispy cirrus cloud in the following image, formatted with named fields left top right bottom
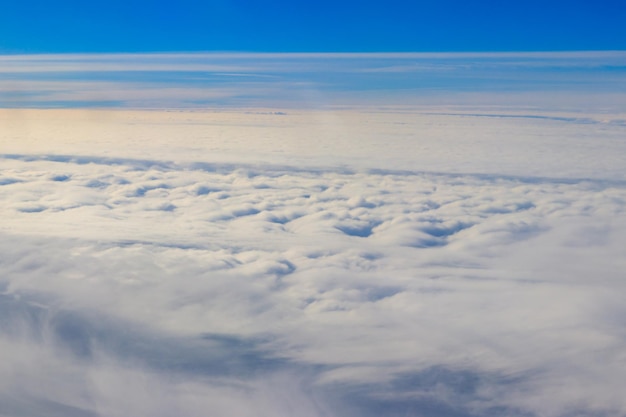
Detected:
left=2, top=52, right=626, bottom=109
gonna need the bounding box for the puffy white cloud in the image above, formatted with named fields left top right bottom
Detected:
left=1, top=105, right=626, bottom=416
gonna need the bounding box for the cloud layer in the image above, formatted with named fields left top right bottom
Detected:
left=1, top=107, right=626, bottom=416
left=2, top=52, right=626, bottom=109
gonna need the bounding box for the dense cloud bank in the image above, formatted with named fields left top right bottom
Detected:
left=1, top=124, right=626, bottom=417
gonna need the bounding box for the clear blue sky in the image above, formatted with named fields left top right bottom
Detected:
left=0, top=0, right=625, bottom=53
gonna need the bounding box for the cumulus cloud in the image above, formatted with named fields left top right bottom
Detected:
left=1, top=104, right=626, bottom=416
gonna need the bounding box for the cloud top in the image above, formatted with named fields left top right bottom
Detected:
left=1, top=115, right=626, bottom=415
left=1, top=48, right=626, bottom=415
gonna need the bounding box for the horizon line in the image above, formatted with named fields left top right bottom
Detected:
left=1, top=50, right=626, bottom=58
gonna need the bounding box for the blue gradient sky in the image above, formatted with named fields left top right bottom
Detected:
left=1, top=0, right=625, bottom=53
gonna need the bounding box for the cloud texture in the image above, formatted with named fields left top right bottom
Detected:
left=1, top=106, right=626, bottom=416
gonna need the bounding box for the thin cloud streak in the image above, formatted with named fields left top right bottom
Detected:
left=2, top=52, right=625, bottom=109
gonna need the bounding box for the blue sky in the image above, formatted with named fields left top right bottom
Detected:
left=0, top=0, right=625, bottom=53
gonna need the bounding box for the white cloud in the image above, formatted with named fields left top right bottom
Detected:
left=2, top=35, right=626, bottom=411
left=1, top=105, right=626, bottom=416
